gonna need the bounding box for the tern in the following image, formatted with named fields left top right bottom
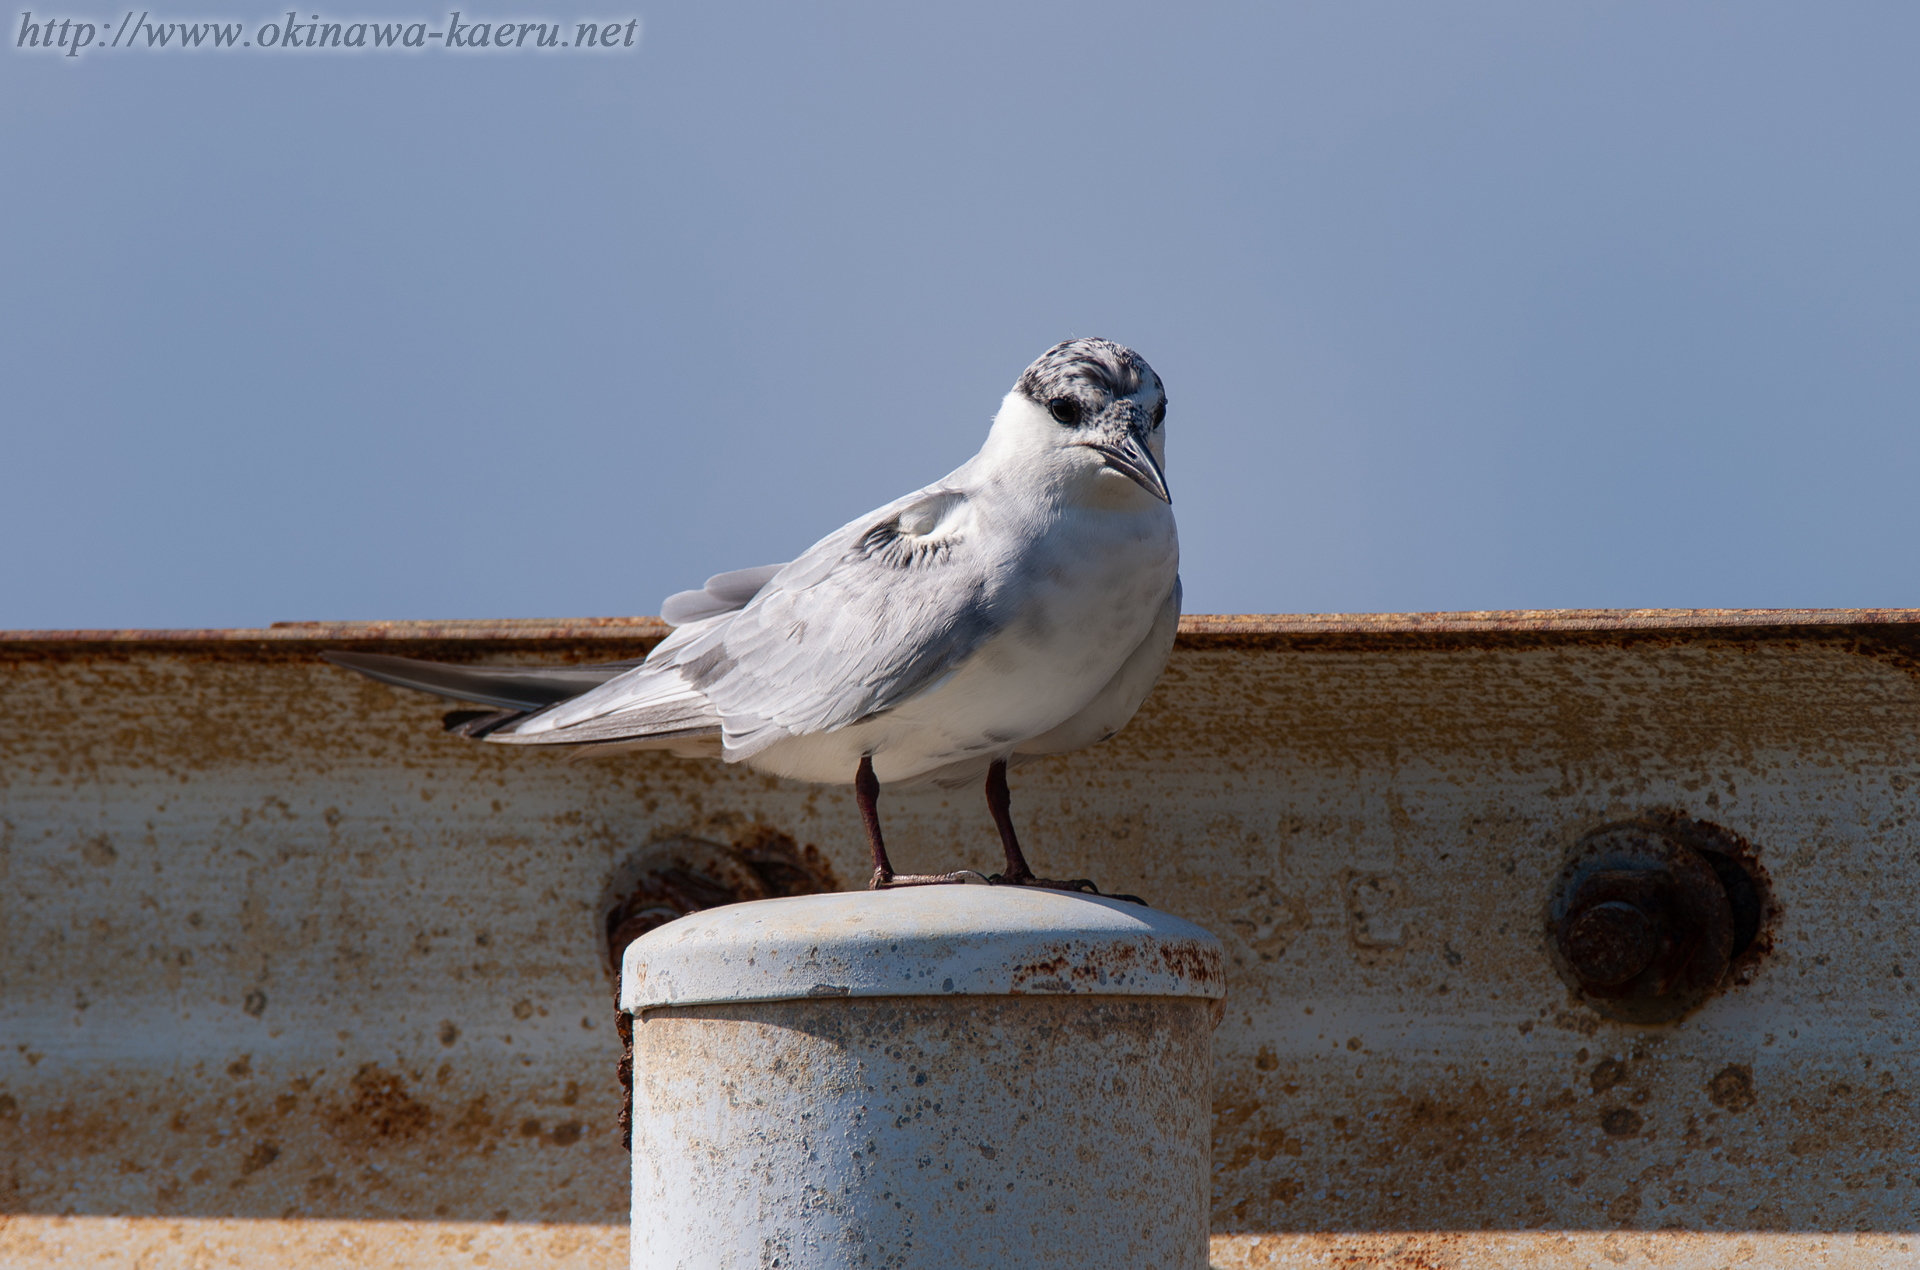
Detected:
left=326, top=338, right=1180, bottom=895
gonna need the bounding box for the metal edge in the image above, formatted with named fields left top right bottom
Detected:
left=618, top=944, right=1228, bottom=1013
left=0, top=617, right=676, bottom=644
left=618, top=890, right=1229, bottom=1012
left=4, top=608, right=1919, bottom=650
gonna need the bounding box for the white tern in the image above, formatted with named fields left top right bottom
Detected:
left=327, top=338, right=1180, bottom=893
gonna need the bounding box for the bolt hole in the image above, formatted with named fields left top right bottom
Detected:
left=1697, top=849, right=1761, bottom=959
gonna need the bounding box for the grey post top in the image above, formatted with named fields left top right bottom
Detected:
left=620, top=886, right=1227, bottom=1012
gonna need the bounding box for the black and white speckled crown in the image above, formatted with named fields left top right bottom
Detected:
left=1015, top=338, right=1163, bottom=408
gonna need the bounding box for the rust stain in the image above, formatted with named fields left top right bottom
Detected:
left=237, top=1139, right=280, bottom=1176
left=1157, top=940, right=1224, bottom=986
left=0, top=1216, right=627, bottom=1266
left=330, top=1065, right=432, bottom=1144
left=1001, top=937, right=1219, bottom=993
left=1708, top=1065, right=1757, bottom=1113
left=1007, top=952, right=1073, bottom=993
left=447, top=1094, right=497, bottom=1151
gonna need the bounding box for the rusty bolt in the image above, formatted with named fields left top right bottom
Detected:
left=1546, top=824, right=1737, bottom=1024
left=1559, top=899, right=1658, bottom=988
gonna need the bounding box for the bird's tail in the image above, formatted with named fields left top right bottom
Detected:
left=320, top=650, right=727, bottom=760
left=321, top=650, right=645, bottom=740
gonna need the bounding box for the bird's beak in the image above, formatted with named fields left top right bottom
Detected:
left=1081, top=432, right=1171, bottom=504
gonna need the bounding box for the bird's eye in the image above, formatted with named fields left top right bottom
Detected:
left=1151, top=401, right=1166, bottom=428
left=1048, top=397, right=1081, bottom=425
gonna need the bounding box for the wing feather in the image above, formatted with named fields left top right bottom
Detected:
left=321, top=651, right=644, bottom=712
left=659, top=562, right=787, bottom=626
left=505, top=479, right=1003, bottom=758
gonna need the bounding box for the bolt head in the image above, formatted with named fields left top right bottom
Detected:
left=1545, top=823, right=1739, bottom=1023
left=1560, top=899, right=1659, bottom=987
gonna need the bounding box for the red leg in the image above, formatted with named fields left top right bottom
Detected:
left=858, top=755, right=894, bottom=887
left=860, top=754, right=979, bottom=890
left=985, top=758, right=1147, bottom=905
left=986, top=759, right=1034, bottom=883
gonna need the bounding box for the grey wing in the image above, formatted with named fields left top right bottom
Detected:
left=659, top=563, right=787, bottom=626
left=322, top=557, right=785, bottom=712
left=325, top=563, right=794, bottom=753
left=502, top=486, right=998, bottom=758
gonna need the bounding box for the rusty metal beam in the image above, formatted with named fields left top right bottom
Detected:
left=4, top=610, right=1916, bottom=1267
left=6, top=606, right=1920, bottom=646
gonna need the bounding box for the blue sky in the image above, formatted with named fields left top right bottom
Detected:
left=4, top=2, right=1916, bottom=628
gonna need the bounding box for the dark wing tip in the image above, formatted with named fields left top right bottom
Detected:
left=442, top=709, right=527, bottom=739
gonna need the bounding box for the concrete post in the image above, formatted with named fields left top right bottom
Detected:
left=622, top=886, right=1226, bottom=1269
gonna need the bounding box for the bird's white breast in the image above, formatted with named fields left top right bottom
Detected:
left=744, top=492, right=1178, bottom=787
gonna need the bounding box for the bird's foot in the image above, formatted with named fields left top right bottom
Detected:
left=988, top=871, right=1148, bottom=906
left=869, top=868, right=992, bottom=890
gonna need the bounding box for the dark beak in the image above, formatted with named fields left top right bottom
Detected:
left=1082, top=433, right=1171, bottom=503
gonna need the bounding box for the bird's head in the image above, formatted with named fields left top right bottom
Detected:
left=982, top=338, right=1170, bottom=506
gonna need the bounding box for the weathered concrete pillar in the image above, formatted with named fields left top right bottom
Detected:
left=622, top=886, right=1225, bottom=1269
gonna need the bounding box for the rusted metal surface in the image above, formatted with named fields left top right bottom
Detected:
left=632, top=996, right=1215, bottom=1268
left=635, top=997, right=1214, bottom=1269
left=623, top=889, right=1222, bottom=1267
left=4, top=608, right=1919, bottom=1267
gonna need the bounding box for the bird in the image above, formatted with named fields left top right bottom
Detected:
left=325, top=337, right=1180, bottom=896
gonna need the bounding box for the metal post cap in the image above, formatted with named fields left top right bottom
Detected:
left=620, top=885, right=1227, bottom=1013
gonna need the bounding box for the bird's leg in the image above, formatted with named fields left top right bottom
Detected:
left=987, top=760, right=1091, bottom=891
left=986, top=758, right=1147, bottom=904
left=858, top=755, right=897, bottom=886
left=986, top=759, right=1035, bottom=884
left=861, top=754, right=980, bottom=889
left=858, top=754, right=890, bottom=882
